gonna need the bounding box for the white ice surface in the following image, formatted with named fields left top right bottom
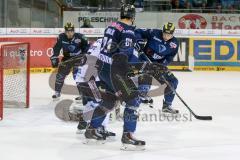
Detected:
left=0, top=72, right=240, bottom=160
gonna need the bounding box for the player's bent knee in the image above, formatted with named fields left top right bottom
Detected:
left=173, top=78, right=178, bottom=89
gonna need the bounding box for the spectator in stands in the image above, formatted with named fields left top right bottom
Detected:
left=229, top=4, right=236, bottom=13
left=80, top=18, right=94, bottom=28
left=221, top=0, right=235, bottom=9
left=235, top=0, right=240, bottom=10
left=179, top=0, right=188, bottom=8
left=206, top=0, right=216, bottom=8
left=185, top=1, right=192, bottom=9
left=171, top=0, right=180, bottom=9
left=216, top=3, right=222, bottom=13
left=192, top=0, right=207, bottom=8
left=173, top=0, right=193, bottom=9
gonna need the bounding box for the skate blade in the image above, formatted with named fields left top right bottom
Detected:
left=53, top=97, right=60, bottom=101
left=120, top=144, right=145, bottom=151
left=75, top=100, right=82, bottom=104
left=162, top=112, right=180, bottom=117
left=76, top=129, right=85, bottom=134
left=105, top=136, right=116, bottom=142
left=69, top=104, right=83, bottom=115
left=83, top=138, right=106, bottom=145
left=140, top=103, right=153, bottom=108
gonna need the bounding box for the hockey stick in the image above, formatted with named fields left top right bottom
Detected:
left=59, top=54, right=87, bottom=67
left=139, top=52, right=212, bottom=120
left=161, top=76, right=212, bottom=120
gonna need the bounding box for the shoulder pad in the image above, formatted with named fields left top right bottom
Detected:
left=110, top=22, right=124, bottom=32
left=58, top=33, right=65, bottom=39
left=169, top=38, right=179, bottom=49
left=76, top=33, right=87, bottom=40
left=122, top=29, right=135, bottom=35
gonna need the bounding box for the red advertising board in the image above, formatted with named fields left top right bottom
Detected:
left=0, top=37, right=57, bottom=68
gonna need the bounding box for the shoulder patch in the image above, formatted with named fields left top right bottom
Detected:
left=170, top=42, right=177, bottom=49
left=74, top=38, right=81, bottom=43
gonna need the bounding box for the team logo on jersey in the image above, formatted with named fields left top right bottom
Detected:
left=152, top=53, right=164, bottom=60
left=158, top=45, right=167, bottom=53
left=74, top=38, right=81, bottom=43
left=68, top=45, right=76, bottom=52
left=170, top=42, right=177, bottom=49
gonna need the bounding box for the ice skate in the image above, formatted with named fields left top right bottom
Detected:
left=55, top=100, right=84, bottom=122
left=162, top=100, right=179, bottom=117
left=75, top=96, right=82, bottom=104
left=76, top=117, right=88, bottom=134
left=121, top=132, right=145, bottom=151
left=52, top=92, right=61, bottom=101
left=98, top=125, right=116, bottom=141
left=140, top=96, right=153, bottom=108
left=83, top=125, right=106, bottom=144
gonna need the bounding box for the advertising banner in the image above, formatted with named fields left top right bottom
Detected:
left=0, top=37, right=57, bottom=68
left=1, top=35, right=240, bottom=72
left=0, top=36, right=190, bottom=72
left=63, top=11, right=240, bottom=30
left=131, top=12, right=240, bottom=30
left=169, top=38, right=190, bottom=71
left=177, top=13, right=240, bottom=30
left=0, top=28, right=6, bottom=35
left=63, top=11, right=120, bottom=28
left=189, top=37, right=240, bottom=71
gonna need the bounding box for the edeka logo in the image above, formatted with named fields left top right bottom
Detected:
left=178, top=14, right=207, bottom=29
left=189, top=38, right=240, bottom=67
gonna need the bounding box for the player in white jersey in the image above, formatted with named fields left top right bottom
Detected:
left=73, top=38, right=115, bottom=137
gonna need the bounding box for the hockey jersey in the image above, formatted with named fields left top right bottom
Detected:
left=98, top=21, right=136, bottom=72
left=74, top=39, right=102, bottom=83
left=135, top=29, right=179, bottom=65
left=52, top=32, right=88, bottom=60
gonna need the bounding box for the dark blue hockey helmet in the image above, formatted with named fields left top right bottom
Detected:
left=120, top=4, right=136, bottom=19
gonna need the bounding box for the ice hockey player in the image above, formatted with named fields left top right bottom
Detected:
left=135, top=22, right=179, bottom=114
left=83, top=4, right=147, bottom=150
left=50, top=22, right=89, bottom=100
left=73, top=38, right=116, bottom=138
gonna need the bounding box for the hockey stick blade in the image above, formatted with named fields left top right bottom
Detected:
left=194, top=115, right=212, bottom=121
left=193, top=115, right=212, bottom=120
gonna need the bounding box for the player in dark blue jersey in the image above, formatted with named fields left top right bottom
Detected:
left=50, top=22, right=89, bottom=100
left=84, top=4, right=146, bottom=150
left=135, top=22, right=180, bottom=114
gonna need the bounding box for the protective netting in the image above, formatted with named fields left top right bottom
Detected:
left=1, top=43, right=29, bottom=108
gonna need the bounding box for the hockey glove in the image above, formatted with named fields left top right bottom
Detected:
left=50, top=56, right=59, bottom=68
left=143, top=62, right=168, bottom=77
left=162, top=70, right=175, bottom=80
left=135, top=39, right=146, bottom=52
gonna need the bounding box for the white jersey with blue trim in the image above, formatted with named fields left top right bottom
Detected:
left=88, top=38, right=102, bottom=57
left=74, top=39, right=102, bottom=83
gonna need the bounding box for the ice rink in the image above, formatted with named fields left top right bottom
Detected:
left=0, top=71, right=240, bottom=160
